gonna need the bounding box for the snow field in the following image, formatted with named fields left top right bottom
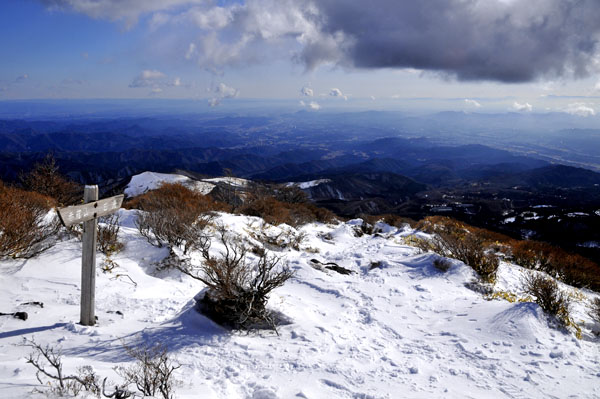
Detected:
left=0, top=211, right=599, bottom=398
left=124, top=172, right=216, bottom=197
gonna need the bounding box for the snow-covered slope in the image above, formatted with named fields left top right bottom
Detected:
left=1, top=212, right=599, bottom=398
left=286, top=179, right=332, bottom=189
left=124, top=171, right=215, bottom=197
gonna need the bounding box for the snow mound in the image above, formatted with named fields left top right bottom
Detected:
left=124, top=171, right=215, bottom=197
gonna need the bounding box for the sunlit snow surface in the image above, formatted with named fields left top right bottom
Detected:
left=124, top=171, right=215, bottom=197
left=1, top=211, right=599, bottom=398
left=286, top=179, right=332, bottom=189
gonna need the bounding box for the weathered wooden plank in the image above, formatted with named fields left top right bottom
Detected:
left=80, top=185, right=98, bottom=326
left=57, top=194, right=124, bottom=227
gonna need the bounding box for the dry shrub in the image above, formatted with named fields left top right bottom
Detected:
left=272, top=184, right=308, bottom=204
left=379, top=214, right=417, bottom=229
left=418, top=217, right=499, bottom=283
left=117, top=343, right=180, bottom=399
left=522, top=272, right=572, bottom=326
left=177, top=225, right=294, bottom=330
left=239, top=196, right=335, bottom=227
left=23, top=338, right=102, bottom=397
left=247, top=221, right=306, bottom=251
left=433, top=258, right=452, bottom=272
left=511, top=240, right=600, bottom=291
left=24, top=338, right=178, bottom=399
left=98, top=214, right=124, bottom=256
left=133, top=183, right=221, bottom=254
left=589, top=298, right=600, bottom=324
left=0, top=182, right=60, bottom=259
left=20, top=153, right=81, bottom=206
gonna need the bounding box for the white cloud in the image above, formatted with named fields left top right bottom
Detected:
left=564, top=102, right=596, bottom=117
left=308, top=101, right=321, bottom=110
left=129, top=69, right=166, bottom=88
left=512, top=101, right=533, bottom=112
left=300, top=86, right=313, bottom=97
left=209, top=82, right=239, bottom=107
left=185, top=43, right=197, bottom=60
left=151, top=87, right=163, bottom=94
left=299, top=100, right=320, bottom=110
left=149, top=12, right=170, bottom=29
left=595, top=80, right=600, bottom=92
left=464, top=99, right=481, bottom=108
left=42, top=0, right=207, bottom=27
left=370, top=95, right=375, bottom=101
left=329, top=88, right=347, bottom=100
left=184, top=6, right=234, bottom=30
left=172, top=77, right=182, bottom=87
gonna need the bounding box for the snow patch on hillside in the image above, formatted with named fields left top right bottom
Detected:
left=204, top=177, right=248, bottom=187
left=286, top=179, right=332, bottom=189
left=124, top=171, right=215, bottom=197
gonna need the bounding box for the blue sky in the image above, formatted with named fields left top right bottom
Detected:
left=1, top=0, right=599, bottom=115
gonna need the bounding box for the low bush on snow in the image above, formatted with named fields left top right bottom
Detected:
left=131, top=182, right=221, bottom=254
left=412, top=215, right=600, bottom=292
left=238, top=182, right=336, bottom=227
left=24, top=338, right=179, bottom=399
left=433, top=257, right=452, bottom=272
left=97, top=214, right=124, bottom=256
left=414, top=217, right=499, bottom=283
left=522, top=272, right=573, bottom=328
left=589, top=297, right=600, bottom=326
left=176, top=224, right=294, bottom=331
left=116, top=343, right=180, bottom=399
left=0, top=181, right=60, bottom=260
left=510, top=240, right=600, bottom=291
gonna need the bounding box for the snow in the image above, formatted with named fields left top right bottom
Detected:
left=286, top=179, right=332, bottom=189
left=578, top=241, right=600, bottom=249
left=203, top=177, right=248, bottom=187
left=124, top=171, right=215, bottom=197
left=567, top=212, right=589, bottom=218
left=1, top=210, right=600, bottom=398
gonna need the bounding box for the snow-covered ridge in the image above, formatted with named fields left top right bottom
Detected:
left=286, top=179, right=332, bottom=189
left=0, top=212, right=599, bottom=398
left=125, top=172, right=251, bottom=198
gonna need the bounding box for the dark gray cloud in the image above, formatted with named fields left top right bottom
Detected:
left=301, top=0, right=600, bottom=82
left=41, top=0, right=600, bottom=83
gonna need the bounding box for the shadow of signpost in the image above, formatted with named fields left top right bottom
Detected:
left=62, top=299, right=228, bottom=362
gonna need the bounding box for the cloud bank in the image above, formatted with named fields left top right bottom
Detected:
left=129, top=70, right=166, bottom=88
left=513, top=101, right=533, bottom=112
left=209, top=82, right=239, bottom=106
left=43, top=0, right=600, bottom=83
left=464, top=99, right=482, bottom=108
left=565, top=102, right=596, bottom=117
left=329, top=88, right=347, bottom=100
left=300, top=86, right=313, bottom=97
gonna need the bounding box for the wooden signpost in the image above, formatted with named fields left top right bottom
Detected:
left=57, top=186, right=124, bottom=326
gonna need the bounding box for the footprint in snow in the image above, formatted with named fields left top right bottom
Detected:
left=413, top=284, right=430, bottom=293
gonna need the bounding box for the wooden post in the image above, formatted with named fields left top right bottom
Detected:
left=57, top=189, right=123, bottom=326
left=80, top=185, right=98, bottom=326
